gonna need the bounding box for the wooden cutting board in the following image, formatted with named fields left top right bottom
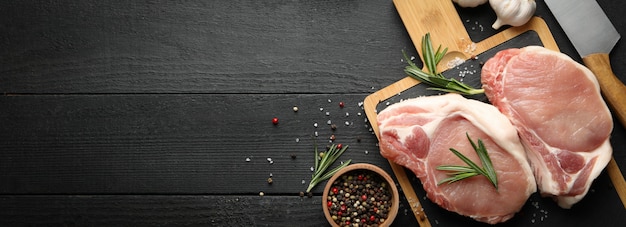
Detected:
left=363, top=1, right=626, bottom=226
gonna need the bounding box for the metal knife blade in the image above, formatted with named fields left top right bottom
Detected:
left=545, top=0, right=626, bottom=127
left=544, top=0, right=619, bottom=57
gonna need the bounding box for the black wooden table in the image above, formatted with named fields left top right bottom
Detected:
left=1, top=1, right=625, bottom=226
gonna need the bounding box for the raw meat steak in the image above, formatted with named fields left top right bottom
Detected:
left=377, top=94, right=536, bottom=224
left=481, top=46, right=613, bottom=208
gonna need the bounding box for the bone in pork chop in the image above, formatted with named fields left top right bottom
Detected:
left=481, top=46, right=613, bottom=208
left=377, top=94, right=536, bottom=224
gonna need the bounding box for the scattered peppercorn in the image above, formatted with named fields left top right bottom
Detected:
left=339, top=101, right=345, bottom=108
left=331, top=124, right=337, bottom=131
left=267, top=177, right=273, bottom=184
left=307, top=192, right=313, bottom=198
left=299, top=191, right=305, bottom=197
left=272, top=117, right=279, bottom=125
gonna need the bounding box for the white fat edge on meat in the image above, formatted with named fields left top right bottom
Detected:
left=553, top=140, right=613, bottom=208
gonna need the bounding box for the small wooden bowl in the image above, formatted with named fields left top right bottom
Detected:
left=322, top=163, right=399, bottom=227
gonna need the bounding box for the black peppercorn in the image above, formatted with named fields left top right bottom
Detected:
left=326, top=170, right=393, bottom=227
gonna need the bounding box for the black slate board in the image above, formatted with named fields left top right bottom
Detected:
left=375, top=31, right=626, bottom=226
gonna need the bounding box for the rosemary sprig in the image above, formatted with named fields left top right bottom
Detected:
left=306, top=143, right=352, bottom=193
left=403, top=33, right=485, bottom=95
left=436, top=133, right=498, bottom=190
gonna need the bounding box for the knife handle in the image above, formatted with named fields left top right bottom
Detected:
left=583, top=53, right=626, bottom=127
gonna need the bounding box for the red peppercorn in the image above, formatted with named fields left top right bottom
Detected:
left=340, top=204, right=346, bottom=211
left=327, top=201, right=332, bottom=207
left=373, top=207, right=378, bottom=213
left=337, top=144, right=343, bottom=149
left=357, top=174, right=364, bottom=181
left=332, top=187, right=339, bottom=194
left=272, top=117, right=279, bottom=125
left=370, top=215, right=376, bottom=222
left=339, top=101, right=345, bottom=108
left=361, top=194, right=367, bottom=201
left=337, top=211, right=343, bottom=217
left=345, top=221, right=350, bottom=225
left=361, top=218, right=366, bottom=223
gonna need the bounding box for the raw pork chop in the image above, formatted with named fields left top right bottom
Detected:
left=481, top=46, right=613, bottom=208
left=377, top=94, right=536, bottom=224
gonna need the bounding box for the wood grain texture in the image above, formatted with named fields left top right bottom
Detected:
left=0, top=0, right=625, bottom=226
left=393, top=0, right=471, bottom=68
left=0, top=0, right=414, bottom=94
left=583, top=53, right=626, bottom=127
left=0, top=195, right=416, bottom=226
left=0, top=94, right=390, bottom=194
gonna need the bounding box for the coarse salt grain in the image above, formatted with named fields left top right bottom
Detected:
left=245, top=157, right=251, bottom=162
left=447, top=57, right=465, bottom=68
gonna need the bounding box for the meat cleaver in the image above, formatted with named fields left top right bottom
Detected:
left=544, top=0, right=626, bottom=126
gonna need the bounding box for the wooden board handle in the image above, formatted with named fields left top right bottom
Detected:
left=582, top=53, right=626, bottom=209
left=583, top=53, right=626, bottom=126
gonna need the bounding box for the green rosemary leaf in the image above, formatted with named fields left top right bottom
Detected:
left=434, top=46, right=448, bottom=65
left=436, top=133, right=498, bottom=190
left=438, top=171, right=480, bottom=185
left=436, top=165, right=476, bottom=173
left=306, top=143, right=351, bottom=193
left=448, top=148, right=489, bottom=177
left=319, top=159, right=352, bottom=182
left=422, top=33, right=437, bottom=75
left=403, top=33, right=484, bottom=96
left=473, top=135, right=498, bottom=189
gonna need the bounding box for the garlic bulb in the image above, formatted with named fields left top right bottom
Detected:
left=489, top=0, right=536, bottom=29
left=452, top=0, right=488, bottom=8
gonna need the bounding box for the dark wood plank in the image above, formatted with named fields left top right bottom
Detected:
left=0, top=195, right=329, bottom=226
left=0, top=94, right=393, bottom=194
left=0, top=195, right=419, bottom=226
left=0, top=0, right=415, bottom=94
left=1, top=1, right=624, bottom=95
